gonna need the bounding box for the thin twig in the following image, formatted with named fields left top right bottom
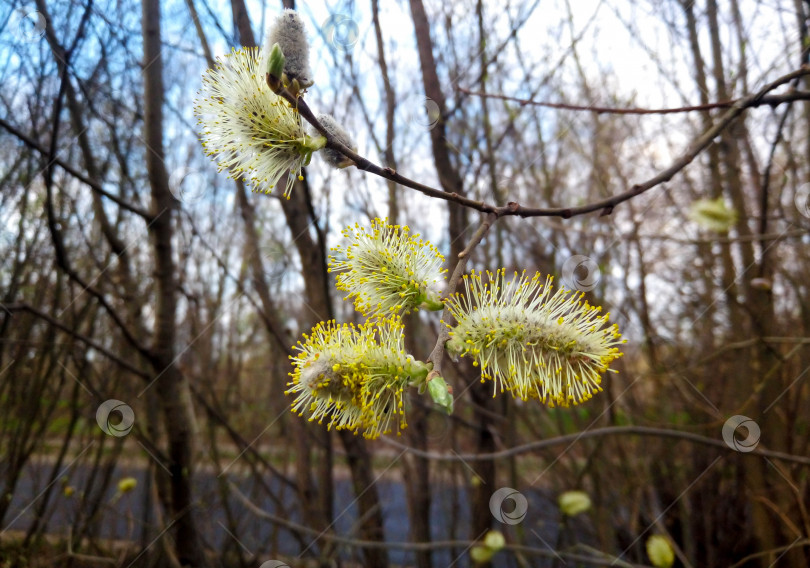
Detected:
left=458, top=86, right=810, bottom=114
left=229, top=482, right=655, bottom=566
left=726, top=539, right=810, bottom=568
left=0, top=117, right=153, bottom=220
left=4, top=303, right=149, bottom=378
left=276, top=66, right=810, bottom=219
left=426, top=213, right=497, bottom=375
left=379, top=424, right=810, bottom=465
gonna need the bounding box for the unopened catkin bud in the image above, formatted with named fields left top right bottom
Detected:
left=558, top=490, right=591, bottom=516
left=316, top=114, right=356, bottom=168
left=265, top=9, right=312, bottom=88
left=646, top=535, right=675, bottom=568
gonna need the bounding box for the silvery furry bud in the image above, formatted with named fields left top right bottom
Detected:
left=316, top=114, right=357, bottom=168
left=265, top=9, right=313, bottom=88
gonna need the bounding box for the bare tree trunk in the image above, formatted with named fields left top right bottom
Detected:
left=402, top=314, right=432, bottom=568
left=467, top=382, right=496, bottom=546
left=408, top=0, right=468, bottom=261
left=704, top=4, right=773, bottom=566
left=228, top=0, right=335, bottom=551
left=680, top=0, right=727, bottom=344
left=228, top=4, right=389, bottom=564
left=408, top=2, right=496, bottom=558
left=793, top=0, right=810, bottom=171
left=141, top=1, right=207, bottom=565
left=372, top=0, right=400, bottom=224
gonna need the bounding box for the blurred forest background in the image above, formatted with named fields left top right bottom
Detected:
left=1, top=0, right=809, bottom=566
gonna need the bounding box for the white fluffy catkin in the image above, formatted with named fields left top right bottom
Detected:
left=316, top=114, right=356, bottom=167
left=265, top=9, right=312, bottom=87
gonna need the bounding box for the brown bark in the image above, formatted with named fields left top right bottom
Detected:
left=408, top=1, right=497, bottom=559
left=227, top=0, right=332, bottom=544
left=401, top=314, right=432, bottom=568
left=410, top=0, right=497, bottom=560
left=372, top=0, right=400, bottom=224
left=706, top=1, right=788, bottom=564
left=227, top=3, right=388, bottom=565
left=408, top=0, right=468, bottom=261
left=681, top=0, right=726, bottom=343
left=141, top=0, right=207, bottom=564
left=680, top=2, right=790, bottom=564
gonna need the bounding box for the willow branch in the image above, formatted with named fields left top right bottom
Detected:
left=0, top=117, right=153, bottom=221
left=229, top=482, right=654, bottom=566
left=426, top=213, right=497, bottom=375
left=458, top=86, right=810, bottom=114
left=380, top=424, right=810, bottom=466
left=512, top=65, right=810, bottom=218
left=4, top=303, right=148, bottom=379
left=3, top=303, right=149, bottom=379
left=276, top=66, right=810, bottom=219
left=538, top=220, right=809, bottom=244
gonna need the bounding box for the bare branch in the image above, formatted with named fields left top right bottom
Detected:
left=229, top=482, right=655, bottom=566
left=426, top=213, right=497, bottom=377
left=4, top=303, right=149, bottom=379
left=457, top=86, right=810, bottom=115
left=0, top=117, right=152, bottom=220
left=380, top=424, right=810, bottom=466
left=277, top=66, right=810, bottom=220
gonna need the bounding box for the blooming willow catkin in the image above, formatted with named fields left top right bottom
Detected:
left=328, top=218, right=447, bottom=317
left=194, top=47, right=324, bottom=198
left=445, top=269, right=625, bottom=406
left=286, top=317, right=429, bottom=438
